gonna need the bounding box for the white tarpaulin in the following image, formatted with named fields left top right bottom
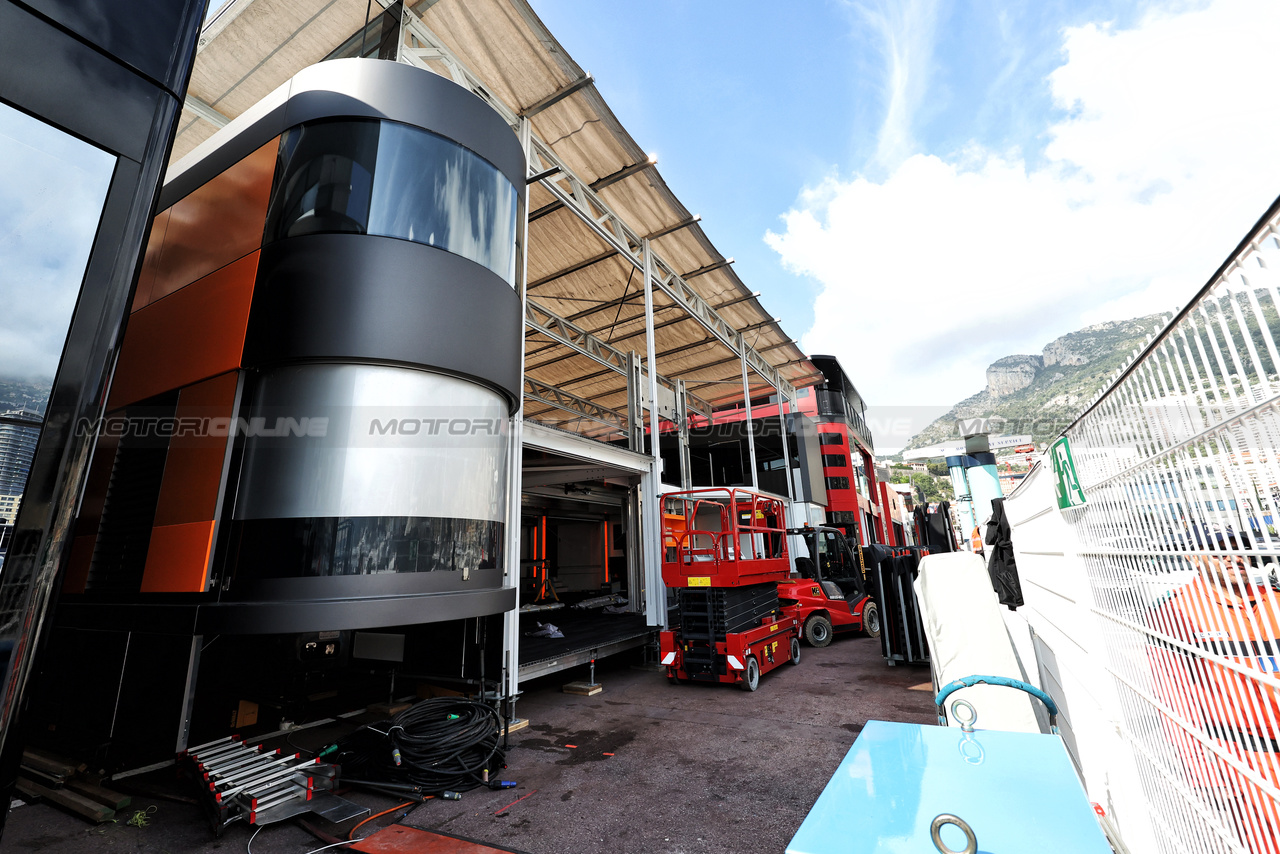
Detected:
left=915, top=552, right=1042, bottom=734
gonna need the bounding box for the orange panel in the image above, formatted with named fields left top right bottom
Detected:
left=146, top=139, right=278, bottom=306
left=152, top=372, right=239, bottom=527
left=61, top=535, right=97, bottom=595
left=132, top=209, right=171, bottom=313
left=140, top=521, right=215, bottom=593
left=108, top=251, right=258, bottom=409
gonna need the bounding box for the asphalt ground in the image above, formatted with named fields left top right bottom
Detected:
left=1, top=633, right=934, bottom=854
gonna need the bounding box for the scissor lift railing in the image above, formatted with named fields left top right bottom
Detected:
left=1058, top=197, right=1280, bottom=854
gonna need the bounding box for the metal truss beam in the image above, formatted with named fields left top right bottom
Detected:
left=523, top=376, right=626, bottom=433
left=682, top=257, right=733, bottom=280
left=524, top=299, right=713, bottom=420
left=184, top=93, right=230, bottom=128
left=520, top=73, right=594, bottom=117
left=397, top=7, right=796, bottom=400
left=527, top=249, right=616, bottom=290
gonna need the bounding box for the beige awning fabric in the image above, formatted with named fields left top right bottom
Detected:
left=175, top=0, right=818, bottom=439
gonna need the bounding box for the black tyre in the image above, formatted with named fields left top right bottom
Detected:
left=740, top=656, right=760, bottom=691
left=804, top=614, right=833, bottom=648
left=862, top=600, right=881, bottom=639
left=789, top=636, right=801, bottom=665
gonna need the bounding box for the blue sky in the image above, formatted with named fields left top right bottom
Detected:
left=528, top=0, right=1280, bottom=440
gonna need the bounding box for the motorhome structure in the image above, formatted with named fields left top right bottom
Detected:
left=18, top=3, right=866, bottom=772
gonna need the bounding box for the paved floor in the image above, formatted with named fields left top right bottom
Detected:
left=2, top=634, right=934, bottom=854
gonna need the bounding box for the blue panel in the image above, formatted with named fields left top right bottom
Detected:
left=787, top=720, right=1111, bottom=854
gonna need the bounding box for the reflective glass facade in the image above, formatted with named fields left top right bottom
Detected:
left=266, top=119, right=520, bottom=285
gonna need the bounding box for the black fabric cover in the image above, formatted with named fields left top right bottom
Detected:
left=925, top=501, right=956, bottom=552
left=873, top=547, right=930, bottom=665
left=984, top=498, right=1024, bottom=610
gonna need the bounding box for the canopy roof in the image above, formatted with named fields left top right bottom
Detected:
left=176, top=0, right=819, bottom=440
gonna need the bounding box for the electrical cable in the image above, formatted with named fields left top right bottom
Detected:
left=330, top=697, right=509, bottom=796
left=347, top=800, right=418, bottom=840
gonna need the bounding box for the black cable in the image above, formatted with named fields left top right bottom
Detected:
left=332, top=697, right=506, bottom=796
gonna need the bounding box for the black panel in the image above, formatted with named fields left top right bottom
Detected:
left=245, top=234, right=523, bottom=406
left=86, top=395, right=177, bottom=593
left=196, top=586, right=517, bottom=635
left=0, top=0, right=203, bottom=822
left=20, top=0, right=205, bottom=91
left=0, top=3, right=163, bottom=160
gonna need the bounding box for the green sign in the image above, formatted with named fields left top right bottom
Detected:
left=1051, top=436, right=1086, bottom=510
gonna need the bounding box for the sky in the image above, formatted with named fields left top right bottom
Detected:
left=528, top=0, right=1280, bottom=439
left=0, top=101, right=115, bottom=382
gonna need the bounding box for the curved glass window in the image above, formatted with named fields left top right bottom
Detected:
left=266, top=119, right=519, bottom=285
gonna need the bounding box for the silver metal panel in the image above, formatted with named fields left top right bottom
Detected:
left=234, top=364, right=509, bottom=522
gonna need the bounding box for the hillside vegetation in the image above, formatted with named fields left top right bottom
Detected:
left=904, top=313, right=1168, bottom=450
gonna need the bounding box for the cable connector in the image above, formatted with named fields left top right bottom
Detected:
left=487, top=780, right=517, bottom=789
left=442, top=791, right=462, bottom=800
left=391, top=748, right=402, bottom=766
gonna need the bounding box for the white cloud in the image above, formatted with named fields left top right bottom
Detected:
left=851, top=0, right=942, bottom=170
left=768, top=0, right=1280, bottom=422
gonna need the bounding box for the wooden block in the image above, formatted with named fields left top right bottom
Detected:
left=16, top=778, right=115, bottom=823
left=66, top=779, right=131, bottom=811
left=502, top=718, right=530, bottom=735
left=562, top=681, right=602, bottom=696
left=18, top=766, right=67, bottom=788
left=21, top=749, right=76, bottom=778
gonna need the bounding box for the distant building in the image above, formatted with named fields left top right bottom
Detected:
left=0, top=494, right=21, bottom=526
left=0, top=409, right=42, bottom=503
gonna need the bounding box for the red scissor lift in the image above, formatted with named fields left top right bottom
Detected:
left=658, top=489, right=801, bottom=691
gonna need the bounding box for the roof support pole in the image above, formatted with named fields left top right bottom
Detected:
left=741, top=337, right=758, bottom=490
left=777, top=385, right=796, bottom=506
left=503, top=116, right=533, bottom=707
left=776, top=384, right=797, bottom=575
left=626, top=352, right=645, bottom=452
left=677, top=379, right=692, bottom=490
left=641, top=239, right=665, bottom=628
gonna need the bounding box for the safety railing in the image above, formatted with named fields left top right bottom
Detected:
left=1060, top=197, right=1280, bottom=854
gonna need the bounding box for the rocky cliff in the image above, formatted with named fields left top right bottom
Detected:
left=904, top=314, right=1166, bottom=450
left=986, top=354, right=1043, bottom=397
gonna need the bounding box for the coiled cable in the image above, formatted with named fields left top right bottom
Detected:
left=333, top=697, right=505, bottom=795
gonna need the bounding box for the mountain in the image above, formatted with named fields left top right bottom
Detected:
left=0, top=377, right=51, bottom=415
left=903, top=314, right=1168, bottom=451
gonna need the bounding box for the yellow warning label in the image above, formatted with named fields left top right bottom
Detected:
left=688, top=576, right=711, bottom=587
left=770, top=624, right=778, bottom=632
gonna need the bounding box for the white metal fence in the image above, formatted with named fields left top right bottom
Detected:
left=1062, top=199, right=1280, bottom=854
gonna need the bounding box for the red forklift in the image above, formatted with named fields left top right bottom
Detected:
left=658, top=489, right=801, bottom=691
left=778, top=525, right=880, bottom=647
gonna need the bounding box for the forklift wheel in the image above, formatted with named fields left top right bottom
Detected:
left=862, top=600, right=881, bottom=639
left=804, top=614, right=833, bottom=648
left=740, top=656, right=760, bottom=691
left=789, top=637, right=801, bottom=665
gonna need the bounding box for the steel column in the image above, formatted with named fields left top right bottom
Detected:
left=503, top=115, right=533, bottom=705
left=641, top=239, right=665, bottom=627
left=676, top=379, right=693, bottom=490
left=741, top=336, right=758, bottom=490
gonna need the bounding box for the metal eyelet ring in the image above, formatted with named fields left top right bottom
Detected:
left=950, top=698, right=978, bottom=733
left=931, top=814, right=978, bottom=854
